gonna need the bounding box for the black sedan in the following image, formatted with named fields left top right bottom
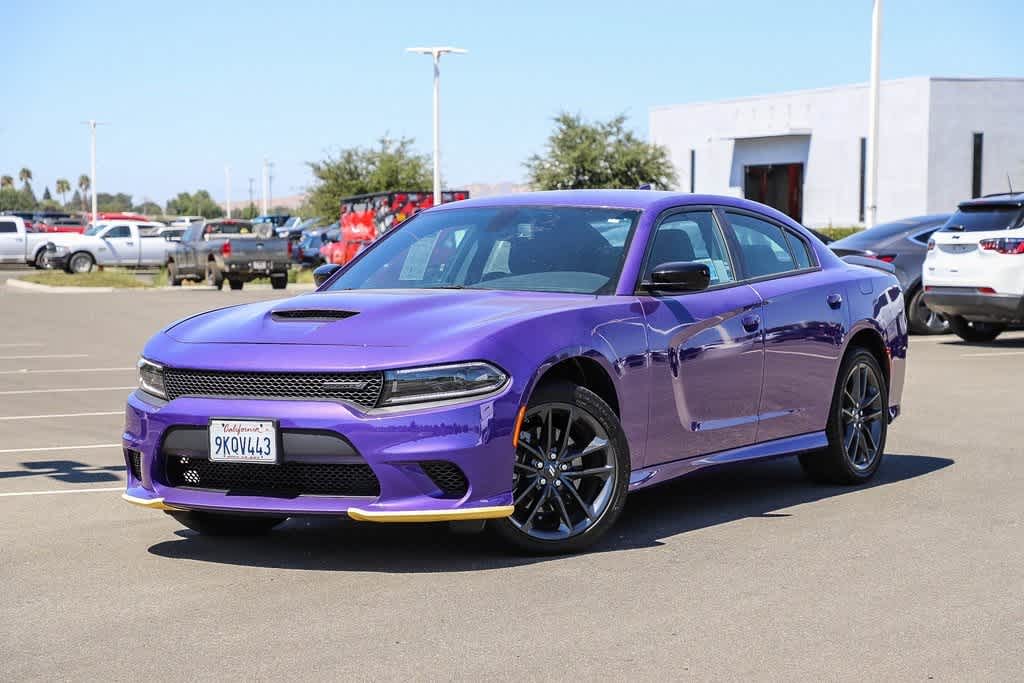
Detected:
left=830, top=214, right=951, bottom=334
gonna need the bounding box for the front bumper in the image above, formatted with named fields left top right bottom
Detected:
left=122, top=389, right=516, bottom=521
left=923, top=287, right=1024, bottom=323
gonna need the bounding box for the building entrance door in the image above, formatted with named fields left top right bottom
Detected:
left=744, top=164, right=803, bottom=222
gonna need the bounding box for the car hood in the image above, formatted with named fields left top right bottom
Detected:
left=164, top=289, right=602, bottom=347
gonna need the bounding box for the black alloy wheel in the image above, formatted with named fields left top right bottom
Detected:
left=491, top=382, right=629, bottom=554
left=800, top=347, right=888, bottom=484
left=907, top=288, right=949, bottom=335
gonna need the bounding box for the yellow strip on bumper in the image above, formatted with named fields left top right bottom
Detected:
left=347, top=505, right=514, bottom=523
left=122, top=493, right=181, bottom=511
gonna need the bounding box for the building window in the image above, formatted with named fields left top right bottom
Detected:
left=858, top=137, right=866, bottom=223
left=972, top=132, right=983, bottom=198
left=689, top=149, right=695, bottom=193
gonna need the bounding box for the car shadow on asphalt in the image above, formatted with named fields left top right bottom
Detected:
left=146, top=453, right=952, bottom=572
left=934, top=332, right=1024, bottom=348
left=0, top=459, right=124, bottom=484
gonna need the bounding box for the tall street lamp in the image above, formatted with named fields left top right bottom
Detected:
left=406, top=46, right=467, bottom=205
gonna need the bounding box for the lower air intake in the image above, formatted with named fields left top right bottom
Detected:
left=164, top=457, right=380, bottom=497
left=420, top=461, right=469, bottom=498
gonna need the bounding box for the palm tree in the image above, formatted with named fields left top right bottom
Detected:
left=18, top=167, right=32, bottom=187
left=56, top=178, right=71, bottom=206
left=0, top=175, right=13, bottom=189
left=78, top=174, right=91, bottom=210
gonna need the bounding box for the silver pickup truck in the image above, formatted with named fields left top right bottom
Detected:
left=42, top=220, right=174, bottom=272
left=0, top=215, right=52, bottom=267
left=166, top=219, right=291, bottom=290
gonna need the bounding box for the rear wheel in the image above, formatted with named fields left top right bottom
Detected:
left=167, top=261, right=182, bottom=286
left=271, top=275, right=287, bottom=290
left=490, top=381, right=629, bottom=554
left=799, top=348, right=888, bottom=485
left=228, top=278, right=244, bottom=291
left=33, top=248, right=48, bottom=269
left=167, top=510, right=286, bottom=536
left=907, top=287, right=948, bottom=335
left=948, top=316, right=1004, bottom=343
left=205, top=262, right=224, bottom=290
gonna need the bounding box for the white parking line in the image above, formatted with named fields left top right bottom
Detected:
left=0, top=342, right=43, bottom=348
left=0, top=386, right=135, bottom=396
left=0, top=487, right=123, bottom=498
left=0, top=354, right=89, bottom=360
left=0, top=367, right=134, bottom=375
left=961, top=350, right=1024, bottom=358
left=0, top=411, right=122, bottom=421
left=0, top=443, right=121, bottom=454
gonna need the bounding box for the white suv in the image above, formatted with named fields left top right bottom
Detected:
left=923, top=194, right=1024, bottom=342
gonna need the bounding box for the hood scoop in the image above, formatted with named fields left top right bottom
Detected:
left=270, top=309, right=358, bottom=322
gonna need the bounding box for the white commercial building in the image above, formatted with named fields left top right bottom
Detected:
left=650, top=77, right=1024, bottom=228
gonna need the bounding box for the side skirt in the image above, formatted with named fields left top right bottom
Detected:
left=628, top=431, right=827, bottom=491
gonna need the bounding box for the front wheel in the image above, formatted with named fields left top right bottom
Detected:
left=907, top=287, right=948, bottom=335
left=205, top=262, right=224, bottom=290
left=271, top=275, right=287, bottom=290
left=167, top=510, right=286, bottom=536
left=33, top=249, right=48, bottom=269
left=68, top=251, right=94, bottom=274
left=948, top=316, right=1004, bottom=343
left=167, top=261, right=182, bottom=286
left=490, top=381, right=629, bottom=555
left=800, top=348, right=888, bottom=484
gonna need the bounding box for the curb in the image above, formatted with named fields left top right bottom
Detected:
left=6, top=278, right=114, bottom=293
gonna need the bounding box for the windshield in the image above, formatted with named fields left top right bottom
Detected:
left=942, top=206, right=1023, bottom=232
left=327, top=206, right=640, bottom=295
left=84, top=222, right=109, bottom=236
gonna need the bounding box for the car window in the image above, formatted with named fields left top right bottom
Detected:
left=0, top=220, right=17, bottom=233
left=909, top=227, right=940, bottom=245
left=784, top=232, right=814, bottom=269
left=328, top=206, right=640, bottom=295
left=725, top=212, right=797, bottom=278
left=643, top=211, right=735, bottom=286
left=941, top=206, right=1023, bottom=232
left=104, top=225, right=131, bottom=239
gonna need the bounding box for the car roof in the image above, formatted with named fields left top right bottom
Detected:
left=959, top=192, right=1024, bottom=209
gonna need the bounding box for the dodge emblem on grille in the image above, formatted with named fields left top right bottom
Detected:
left=321, top=380, right=369, bottom=391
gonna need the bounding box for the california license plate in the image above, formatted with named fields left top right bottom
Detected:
left=252, top=261, right=267, bottom=271
left=209, top=419, right=278, bottom=463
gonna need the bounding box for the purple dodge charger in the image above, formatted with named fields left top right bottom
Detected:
left=124, top=190, right=907, bottom=553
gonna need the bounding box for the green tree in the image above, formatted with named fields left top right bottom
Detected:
left=18, top=167, right=32, bottom=187
left=71, top=189, right=82, bottom=208
left=305, top=136, right=431, bottom=221
left=524, top=112, right=677, bottom=190
left=0, top=187, right=35, bottom=211
left=133, top=201, right=162, bottom=216
left=96, top=192, right=133, bottom=212
left=165, top=189, right=224, bottom=218
left=56, top=178, right=71, bottom=206
left=1, top=175, right=13, bottom=189
left=77, top=174, right=91, bottom=210
left=42, top=186, right=53, bottom=201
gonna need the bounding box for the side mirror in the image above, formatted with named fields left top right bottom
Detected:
left=313, top=263, right=341, bottom=287
left=643, top=261, right=710, bottom=292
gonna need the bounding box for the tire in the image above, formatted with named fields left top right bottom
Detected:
left=166, top=510, right=286, bottom=536
left=947, top=315, right=1004, bottom=343
left=167, top=261, right=182, bottom=286
left=68, top=251, right=94, bottom=274
left=271, top=275, right=287, bottom=290
left=490, top=381, right=630, bottom=555
left=33, top=249, right=48, bottom=269
left=205, top=262, right=224, bottom=290
left=799, top=347, right=888, bottom=485
left=229, top=278, right=244, bottom=291
left=906, top=287, right=948, bottom=335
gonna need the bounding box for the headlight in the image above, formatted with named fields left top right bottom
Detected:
left=379, top=362, right=508, bottom=406
left=137, top=358, right=167, bottom=399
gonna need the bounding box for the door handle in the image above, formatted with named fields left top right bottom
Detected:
left=741, top=313, right=761, bottom=332
left=827, top=293, right=843, bottom=309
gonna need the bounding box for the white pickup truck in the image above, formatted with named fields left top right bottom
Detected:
left=43, top=220, right=176, bottom=273
left=0, top=215, right=54, bottom=267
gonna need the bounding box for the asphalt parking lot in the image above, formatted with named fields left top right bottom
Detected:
left=1, top=280, right=1022, bottom=680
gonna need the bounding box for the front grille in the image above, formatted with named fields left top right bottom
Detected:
left=164, top=456, right=380, bottom=497
left=420, top=461, right=469, bottom=497
left=163, top=369, right=383, bottom=408
left=125, top=448, right=142, bottom=481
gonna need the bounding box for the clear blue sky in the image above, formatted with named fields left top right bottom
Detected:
left=5, top=0, right=1023, bottom=206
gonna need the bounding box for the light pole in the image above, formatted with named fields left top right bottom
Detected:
left=81, top=120, right=108, bottom=221
left=406, top=46, right=467, bottom=205
left=225, top=165, right=232, bottom=218
left=261, top=158, right=269, bottom=216
left=866, top=0, right=882, bottom=227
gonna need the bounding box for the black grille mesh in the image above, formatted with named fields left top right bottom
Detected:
left=125, top=449, right=142, bottom=481
left=271, top=309, right=357, bottom=321
left=420, top=461, right=469, bottom=497
left=164, top=457, right=380, bottom=497
left=163, top=369, right=383, bottom=407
